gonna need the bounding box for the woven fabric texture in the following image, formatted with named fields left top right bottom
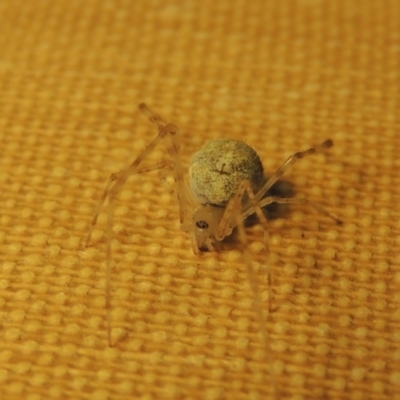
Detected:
left=0, top=1, right=399, bottom=399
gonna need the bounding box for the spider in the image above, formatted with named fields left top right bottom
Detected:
left=85, top=104, right=340, bottom=397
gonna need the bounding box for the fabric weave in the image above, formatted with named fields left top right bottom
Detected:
left=0, top=1, right=399, bottom=399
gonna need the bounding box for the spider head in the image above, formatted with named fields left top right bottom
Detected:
left=190, top=205, right=226, bottom=252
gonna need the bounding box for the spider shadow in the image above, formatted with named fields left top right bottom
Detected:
left=216, top=178, right=296, bottom=250
left=255, top=178, right=295, bottom=224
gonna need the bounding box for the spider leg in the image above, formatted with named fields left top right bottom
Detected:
left=139, top=103, right=189, bottom=225
left=239, top=139, right=339, bottom=226
left=136, top=160, right=173, bottom=174
left=104, top=136, right=174, bottom=347
left=217, top=181, right=274, bottom=310
left=253, top=139, right=334, bottom=205
left=258, top=196, right=342, bottom=225
left=86, top=103, right=189, bottom=346
left=216, top=180, right=279, bottom=399
left=85, top=129, right=170, bottom=248
left=241, top=195, right=342, bottom=225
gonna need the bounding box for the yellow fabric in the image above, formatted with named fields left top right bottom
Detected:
left=0, top=1, right=399, bottom=399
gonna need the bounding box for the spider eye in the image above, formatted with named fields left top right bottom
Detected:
left=196, top=220, right=209, bottom=230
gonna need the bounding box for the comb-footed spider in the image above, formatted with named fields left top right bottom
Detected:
left=86, top=104, right=340, bottom=398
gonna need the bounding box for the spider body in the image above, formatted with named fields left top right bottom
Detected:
left=186, top=138, right=265, bottom=251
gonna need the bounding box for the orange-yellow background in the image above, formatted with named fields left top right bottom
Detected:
left=0, top=1, right=399, bottom=399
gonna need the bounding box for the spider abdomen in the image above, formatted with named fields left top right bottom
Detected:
left=189, top=138, right=264, bottom=206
